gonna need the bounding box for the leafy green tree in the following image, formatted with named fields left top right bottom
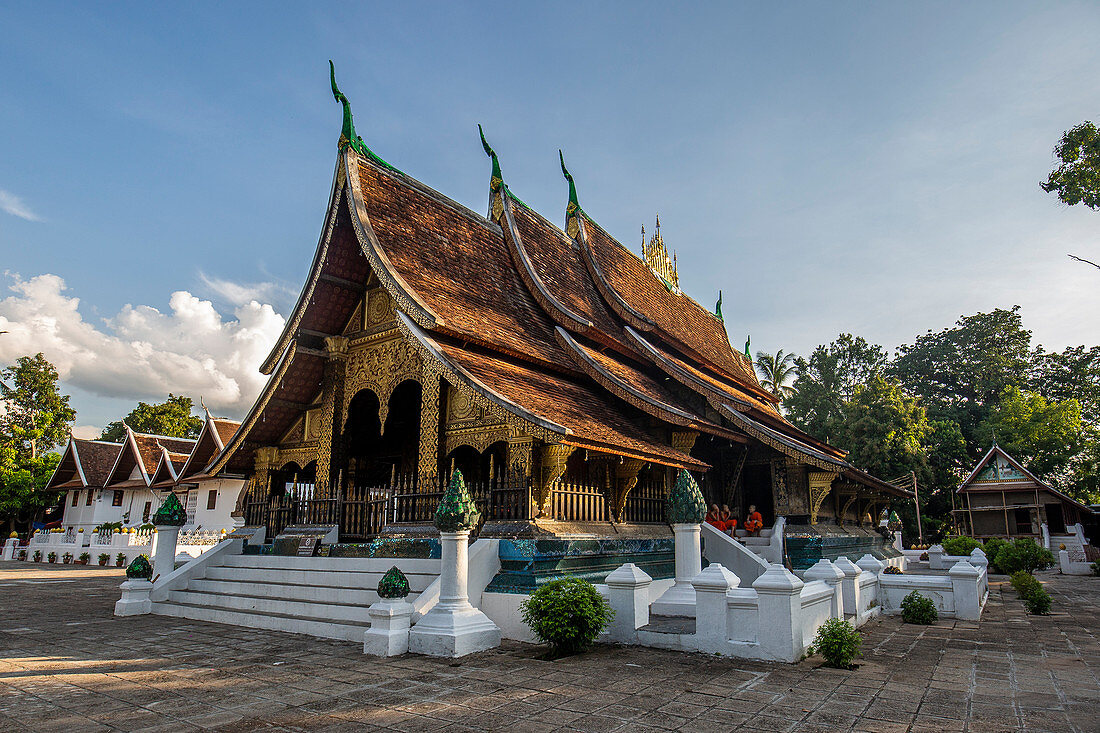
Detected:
left=980, top=386, right=1082, bottom=489
left=841, top=375, right=932, bottom=484
left=1, top=354, right=76, bottom=460
left=754, top=349, right=797, bottom=401
left=785, top=334, right=887, bottom=442
left=100, top=394, right=203, bottom=442
left=891, top=307, right=1032, bottom=456
left=1031, top=345, right=1100, bottom=423
left=1041, top=121, right=1100, bottom=210
left=0, top=354, right=75, bottom=534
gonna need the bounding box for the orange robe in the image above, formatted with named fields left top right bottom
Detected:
left=745, top=511, right=764, bottom=533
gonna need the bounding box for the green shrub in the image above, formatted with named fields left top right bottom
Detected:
left=1091, top=561, right=1100, bottom=577
left=47, top=552, right=57, bottom=563
left=32, top=550, right=41, bottom=562
left=941, top=536, right=982, bottom=556
left=810, top=618, right=862, bottom=668
left=97, top=553, right=110, bottom=565
left=900, top=591, right=938, bottom=625
left=520, top=577, right=614, bottom=656
left=982, top=538, right=1007, bottom=569
left=1010, top=571, right=1040, bottom=597
left=994, top=539, right=1055, bottom=575
left=1024, top=586, right=1052, bottom=615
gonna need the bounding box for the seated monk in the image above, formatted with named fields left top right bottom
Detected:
left=744, top=504, right=764, bottom=534
left=719, top=505, right=737, bottom=534
left=704, top=504, right=723, bottom=530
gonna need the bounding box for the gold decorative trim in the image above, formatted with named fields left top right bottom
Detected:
left=537, top=443, right=575, bottom=516
left=808, top=471, right=837, bottom=525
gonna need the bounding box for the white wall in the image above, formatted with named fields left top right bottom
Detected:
left=181, top=478, right=246, bottom=532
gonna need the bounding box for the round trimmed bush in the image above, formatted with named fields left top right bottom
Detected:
left=810, top=618, right=862, bottom=668
left=900, top=591, right=938, bottom=625
left=995, top=539, right=1055, bottom=575
left=941, top=536, right=982, bottom=557
left=520, top=577, right=614, bottom=656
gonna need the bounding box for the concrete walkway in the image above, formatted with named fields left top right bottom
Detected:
left=0, top=562, right=1097, bottom=732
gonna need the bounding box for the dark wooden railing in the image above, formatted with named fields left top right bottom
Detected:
left=245, top=468, right=667, bottom=540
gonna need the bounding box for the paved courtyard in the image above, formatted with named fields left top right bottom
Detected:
left=0, top=562, right=1097, bottom=732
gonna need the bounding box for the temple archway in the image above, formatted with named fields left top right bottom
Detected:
left=444, top=440, right=507, bottom=486
left=271, top=460, right=317, bottom=500
left=344, top=380, right=421, bottom=488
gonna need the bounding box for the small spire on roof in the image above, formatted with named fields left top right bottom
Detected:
left=744, top=335, right=751, bottom=358
left=329, top=61, right=370, bottom=157
left=642, top=215, right=679, bottom=291
left=559, top=151, right=582, bottom=238
left=479, top=125, right=505, bottom=221
left=715, top=290, right=724, bottom=322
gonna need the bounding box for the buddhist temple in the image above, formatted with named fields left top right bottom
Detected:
left=206, top=63, right=909, bottom=572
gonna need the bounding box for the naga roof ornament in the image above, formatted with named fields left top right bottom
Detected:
left=329, top=61, right=396, bottom=171
left=479, top=124, right=506, bottom=221
left=715, top=290, right=724, bottom=323
left=559, top=150, right=582, bottom=239
left=744, top=335, right=751, bottom=359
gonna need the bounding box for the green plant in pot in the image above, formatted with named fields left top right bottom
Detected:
left=47, top=552, right=57, bottom=563
left=62, top=552, right=73, bottom=564
left=33, top=550, right=41, bottom=562
left=78, top=552, right=90, bottom=565
left=98, top=553, right=110, bottom=566
left=115, top=553, right=127, bottom=567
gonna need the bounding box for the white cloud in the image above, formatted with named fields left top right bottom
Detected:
left=199, top=272, right=296, bottom=309
left=71, top=425, right=101, bottom=440
left=0, top=190, right=42, bottom=222
left=0, top=273, right=286, bottom=418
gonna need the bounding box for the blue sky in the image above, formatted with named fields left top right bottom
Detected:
left=2, top=2, right=1099, bottom=434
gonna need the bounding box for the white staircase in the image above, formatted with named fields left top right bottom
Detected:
left=151, top=554, right=441, bottom=642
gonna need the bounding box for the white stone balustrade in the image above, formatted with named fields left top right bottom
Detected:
left=151, top=526, right=180, bottom=578
left=691, top=564, right=739, bottom=649
left=651, top=522, right=702, bottom=618
left=115, top=579, right=153, bottom=616
left=364, top=598, right=414, bottom=657
left=605, top=563, right=652, bottom=643
left=833, top=556, right=862, bottom=617
left=803, top=559, right=844, bottom=618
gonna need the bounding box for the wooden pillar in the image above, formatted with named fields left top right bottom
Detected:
left=316, top=336, right=349, bottom=499
left=234, top=446, right=278, bottom=519
left=417, top=373, right=441, bottom=487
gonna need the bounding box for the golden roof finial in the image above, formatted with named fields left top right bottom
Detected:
left=641, top=214, right=679, bottom=291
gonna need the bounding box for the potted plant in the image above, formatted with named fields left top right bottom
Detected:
left=62, top=552, right=73, bottom=564
left=47, top=552, right=57, bottom=563
left=33, top=550, right=41, bottom=562
left=115, top=553, right=126, bottom=567
left=97, top=553, right=110, bottom=566
left=78, top=552, right=90, bottom=565
left=18, top=549, right=27, bottom=561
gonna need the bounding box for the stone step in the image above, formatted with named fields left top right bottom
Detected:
left=187, top=578, right=409, bottom=608
left=150, top=600, right=366, bottom=642
left=220, top=554, right=440, bottom=574
left=167, top=588, right=373, bottom=624
left=203, top=565, right=436, bottom=592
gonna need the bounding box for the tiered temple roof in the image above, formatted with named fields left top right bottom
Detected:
left=205, top=69, right=905, bottom=502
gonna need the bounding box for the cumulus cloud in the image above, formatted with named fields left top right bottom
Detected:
left=0, top=190, right=42, bottom=222
left=0, top=273, right=286, bottom=418
left=71, top=425, right=102, bottom=440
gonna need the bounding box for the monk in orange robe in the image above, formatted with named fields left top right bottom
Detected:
left=744, top=504, right=764, bottom=533
left=705, top=504, right=723, bottom=531
left=719, top=505, right=737, bottom=533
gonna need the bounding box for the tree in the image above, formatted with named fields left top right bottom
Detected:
left=1, top=353, right=76, bottom=459
left=100, top=394, right=203, bottom=442
left=1041, top=121, right=1100, bottom=210
left=890, top=307, right=1032, bottom=456
left=980, top=387, right=1082, bottom=489
left=0, top=354, right=75, bottom=534
left=841, top=375, right=932, bottom=484
left=754, top=349, right=797, bottom=401
left=785, top=334, right=888, bottom=442
left=1031, top=345, right=1100, bottom=424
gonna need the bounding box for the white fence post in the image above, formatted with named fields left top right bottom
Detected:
left=834, top=556, right=861, bottom=617
left=948, top=560, right=982, bottom=621
left=652, top=523, right=702, bottom=617
left=752, top=564, right=805, bottom=662
left=927, top=544, right=945, bottom=570
left=605, top=563, right=652, bottom=643
left=804, top=559, right=844, bottom=618
left=691, top=564, right=739, bottom=650
left=151, top=526, right=180, bottom=578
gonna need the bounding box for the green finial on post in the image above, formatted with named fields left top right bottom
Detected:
left=125, top=554, right=153, bottom=580
left=666, top=469, right=707, bottom=524
left=744, top=335, right=751, bottom=359
left=377, top=565, right=411, bottom=599
left=435, top=469, right=481, bottom=532
left=330, top=60, right=371, bottom=157
left=152, top=494, right=187, bottom=527
left=715, top=290, right=723, bottom=323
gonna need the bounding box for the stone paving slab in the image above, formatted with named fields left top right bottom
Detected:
left=0, top=561, right=1098, bottom=731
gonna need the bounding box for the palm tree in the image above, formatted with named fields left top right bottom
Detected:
left=755, top=349, right=797, bottom=401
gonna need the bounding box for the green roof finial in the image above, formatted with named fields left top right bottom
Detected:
left=560, top=150, right=583, bottom=239
left=715, top=290, right=724, bottom=323
left=744, top=335, right=751, bottom=359
left=330, top=60, right=369, bottom=157
left=479, top=125, right=505, bottom=220
left=435, top=469, right=481, bottom=532
left=666, top=469, right=707, bottom=524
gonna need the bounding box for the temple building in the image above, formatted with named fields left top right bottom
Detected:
left=952, top=443, right=1097, bottom=552
left=45, top=413, right=243, bottom=536
left=206, top=64, right=908, bottom=572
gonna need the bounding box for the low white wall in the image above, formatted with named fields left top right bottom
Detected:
left=701, top=522, right=769, bottom=586
left=879, top=574, right=954, bottom=616
left=1059, top=550, right=1094, bottom=576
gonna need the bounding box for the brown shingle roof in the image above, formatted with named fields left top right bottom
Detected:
left=73, top=439, right=124, bottom=487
